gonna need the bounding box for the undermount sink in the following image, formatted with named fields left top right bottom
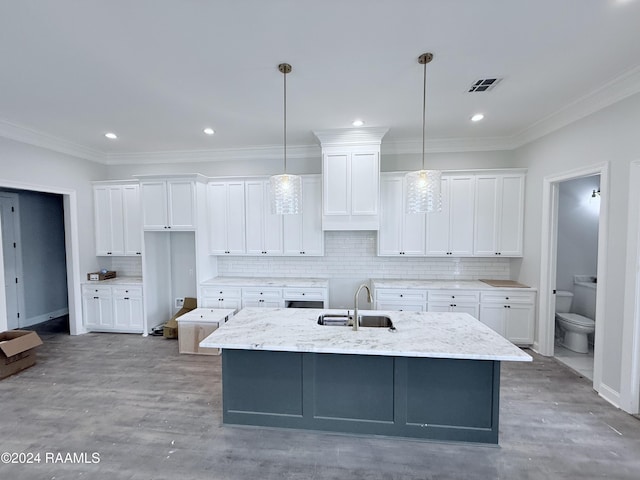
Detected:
left=317, top=313, right=395, bottom=330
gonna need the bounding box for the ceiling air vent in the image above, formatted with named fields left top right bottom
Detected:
left=468, top=78, right=502, bottom=93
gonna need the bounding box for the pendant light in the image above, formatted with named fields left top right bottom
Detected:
left=405, top=53, right=442, bottom=213
left=270, top=63, right=302, bottom=215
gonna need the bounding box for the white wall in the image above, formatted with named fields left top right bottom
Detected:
left=516, top=91, right=640, bottom=398
left=556, top=176, right=600, bottom=292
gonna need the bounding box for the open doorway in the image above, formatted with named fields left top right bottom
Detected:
left=0, top=189, right=69, bottom=333
left=553, top=176, right=600, bottom=380
left=538, top=162, right=609, bottom=394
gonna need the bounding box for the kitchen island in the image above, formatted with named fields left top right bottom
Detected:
left=200, top=308, right=531, bottom=444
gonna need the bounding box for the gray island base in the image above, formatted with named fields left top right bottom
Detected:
left=202, top=308, right=531, bottom=445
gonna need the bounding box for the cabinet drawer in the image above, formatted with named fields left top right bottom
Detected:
left=429, top=290, right=479, bottom=303
left=375, top=289, right=427, bottom=302
left=480, top=291, right=535, bottom=304
left=82, top=285, right=112, bottom=296
left=201, top=286, right=242, bottom=298
left=375, top=301, right=425, bottom=312
left=242, top=287, right=283, bottom=300
left=283, top=288, right=326, bottom=301
left=112, top=286, right=143, bottom=297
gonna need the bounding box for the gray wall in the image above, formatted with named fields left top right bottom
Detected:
left=556, top=176, right=600, bottom=292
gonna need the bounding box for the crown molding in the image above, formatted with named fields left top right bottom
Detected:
left=104, top=144, right=321, bottom=165
left=512, top=64, right=640, bottom=148
left=381, top=136, right=518, bottom=155
left=313, top=127, right=389, bottom=147
left=0, top=118, right=106, bottom=163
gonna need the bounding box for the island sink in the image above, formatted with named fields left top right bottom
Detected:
left=317, top=313, right=395, bottom=330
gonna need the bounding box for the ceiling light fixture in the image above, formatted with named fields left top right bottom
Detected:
left=405, top=52, right=441, bottom=213
left=471, top=113, right=484, bottom=122
left=203, top=128, right=215, bottom=135
left=352, top=119, right=365, bottom=127
left=104, top=132, right=117, bottom=140
left=269, top=63, right=301, bottom=215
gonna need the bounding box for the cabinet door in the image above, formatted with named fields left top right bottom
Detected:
left=323, top=152, right=350, bottom=216
left=498, top=175, right=524, bottom=256
left=113, top=296, right=132, bottom=329
left=94, top=186, right=113, bottom=256
left=474, top=176, right=499, bottom=256
left=479, top=304, right=506, bottom=336
left=122, top=184, right=142, bottom=256
left=167, top=181, right=196, bottom=229
left=505, top=304, right=534, bottom=344
left=226, top=182, right=246, bottom=254
left=283, top=176, right=323, bottom=256
left=82, top=295, right=102, bottom=328
left=427, top=302, right=454, bottom=313
left=378, top=175, right=403, bottom=255
left=452, top=304, right=479, bottom=318
left=376, top=301, right=425, bottom=312
left=351, top=151, right=379, bottom=215
left=426, top=177, right=450, bottom=255
left=246, top=181, right=282, bottom=255
left=208, top=182, right=246, bottom=255
left=141, top=182, right=168, bottom=230
left=448, top=176, right=475, bottom=255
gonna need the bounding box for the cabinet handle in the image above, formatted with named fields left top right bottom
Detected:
left=136, top=252, right=141, bottom=255
left=505, top=297, right=509, bottom=300
left=400, top=294, right=403, bottom=298
left=451, top=295, right=455, bottom=299
left=124, top=297, right=130, bottom=300
left=93, top=296, right=99, bottom=299
left=302, top=293, right=305, bottom=296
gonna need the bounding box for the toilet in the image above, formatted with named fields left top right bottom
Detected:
left=555, top=291, right=595, bottom=354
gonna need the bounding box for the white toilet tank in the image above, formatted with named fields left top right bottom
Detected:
left=555, top=291, right=574, bottom=313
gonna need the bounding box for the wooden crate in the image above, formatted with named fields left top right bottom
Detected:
left=87, top=271, right=117, bottom=281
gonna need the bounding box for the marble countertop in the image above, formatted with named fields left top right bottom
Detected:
left=371, top=279, right=536, bottom=291
left=82, top=276, right=143, bottom=286
left=200, top=307, right=532, bottom=362
left=201, top=277, right=329, bottom=288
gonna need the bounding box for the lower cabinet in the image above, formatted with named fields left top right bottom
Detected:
left=427, top=291, right=480, bottom=318
left=478, top=291, right=535, bottom=345
left=82, top=284, right=143, bottom=333
left=242, top=287, right=284, bottom=308
left=200, top=287, right=242, bottom=310
left=374, top=288, right=427, bottom=312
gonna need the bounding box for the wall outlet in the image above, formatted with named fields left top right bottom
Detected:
left=175, top=298, right=184, bottom=308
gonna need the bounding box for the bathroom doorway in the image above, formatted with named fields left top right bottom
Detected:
left=553, top=176, right=600, bottom=380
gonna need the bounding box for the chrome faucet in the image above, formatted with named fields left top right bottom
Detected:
left=352, top=284, right=372, bottom=331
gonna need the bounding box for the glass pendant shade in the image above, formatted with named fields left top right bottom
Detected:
left=270, top=173, right=302, bottom=214
left=405, top=169, right=442, bottom=213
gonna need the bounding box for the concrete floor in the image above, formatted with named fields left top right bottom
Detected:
left=1, top=328, right=639, bottom=480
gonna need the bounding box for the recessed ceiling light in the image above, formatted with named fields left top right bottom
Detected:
left=471, top=113, right=485, bottom=122
left=352, top=119, right=364, bottom=127
left=203, top=128, right=215, bottom=135
left=104, top=132, right=117, bottom=140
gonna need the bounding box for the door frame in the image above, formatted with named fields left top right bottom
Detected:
left=0, top=179, right=82, bottom=335
left=538, top=162, right=609, bottom=394
left=0, top=192, right=26, bottom=328
left=620, top=159, right=640, bottom=414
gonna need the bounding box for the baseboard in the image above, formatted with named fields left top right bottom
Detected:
left=22, top=308, right=69, bottom=328
left=598, top=382, right=621, bottom=409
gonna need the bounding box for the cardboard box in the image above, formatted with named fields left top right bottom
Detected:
left=163, top=297, right=197, bottom=339
left=177, top=308, right=235, bottom=355
left=87, top=270, right=117, bottom=281
left=0, top=330, right=43, bottom=380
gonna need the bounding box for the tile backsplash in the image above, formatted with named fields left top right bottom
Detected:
left=218, top=231, right=511, bottom=280
left=100, top=256, right=143, bottom=277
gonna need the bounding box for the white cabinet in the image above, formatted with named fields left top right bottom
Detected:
left=200, top=286, right=242, bottom=310
left=241, top=287, right=284, bottom=308
left=474, top=174, right=525, bottom=257
left=283, top=287, right=328, bottom=308
left=322, top=147, right=380, bottom=230
left=378, top=174, right=426, bottom=256
left=94, top=183, right=142, bottom=257
left=479, top=290, right=535, bottom=344
left=207, top=181, right=246, bottom=255
left=245, top=180, right=283, bottom=255
left=427, top=290, right=479, bottom=318
left=82, top=284, right=143, bottom=333
left=426, top=175, right=475, bottom=256
left=283, top=176, right=324, bottom=256
left=374, top=288, right=427, bottom=312
left=141, top=179, right=197, bottom=231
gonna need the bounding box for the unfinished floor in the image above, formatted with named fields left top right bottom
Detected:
left=1, top=329, right=639, bottom=480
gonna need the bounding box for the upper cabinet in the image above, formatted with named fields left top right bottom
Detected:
left=283, top=175, right=324, bottom=256
left=207, top=181, right=246, bottom=255
left=94, top=182, right=142, bottom=257
left=139, top=176, right=202, bottom=231
left=474, top=173, right=525, bottom=257
left=378, top=174, right=426, bottom=256
left=245, top=180, right=283, bottom=255
left=315, top=128, right=388, bottom=231
left=426, top=175, right=476, bottom=256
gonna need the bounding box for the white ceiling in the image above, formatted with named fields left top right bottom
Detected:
left=1, top=0, right=640, bottom=162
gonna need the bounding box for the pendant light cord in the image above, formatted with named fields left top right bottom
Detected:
left=283, top=66, right=287, bottom=174
left=421, top=57, right=426, bottom=171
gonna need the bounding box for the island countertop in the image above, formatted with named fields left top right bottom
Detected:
left=200, top=307, right=532, bottom=362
